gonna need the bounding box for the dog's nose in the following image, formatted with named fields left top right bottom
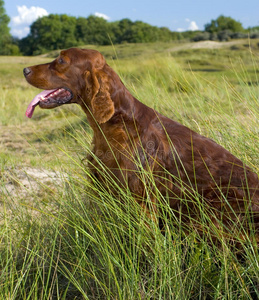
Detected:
left=23, top=67, right=31, bottom=77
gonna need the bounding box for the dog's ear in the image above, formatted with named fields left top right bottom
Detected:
left=85, top=68, right=115, bottom=124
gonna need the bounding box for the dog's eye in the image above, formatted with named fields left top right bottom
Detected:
left=58, top=58, right=65, bottom=64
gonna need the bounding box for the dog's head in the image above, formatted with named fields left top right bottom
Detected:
left=24, top=48, right=115, bottom=123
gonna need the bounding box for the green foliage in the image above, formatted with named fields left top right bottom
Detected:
left=16, top=13, right=257, bottom=55
left=0, top=0, right=17, bottom=55
left=20, top=14, right=78, bottom=55
left=193, top=30, right=252, bottom=42
left=0, top=0, right=10, bottom=40
left=193, top=15, right=249, bottom=42
left=192, top=31, right=211, bottom=41
left=76, top=15, right=112, bottom=45
left=248, top=26, right=259, bottom=39
left=205, top=15, right=244, bottom=33
left=19, top=15, right=189, bottom=55
left=117, top=20, right=173, bottom=43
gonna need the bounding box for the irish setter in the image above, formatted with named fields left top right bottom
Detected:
left=23, top=48, right=259, bottom=241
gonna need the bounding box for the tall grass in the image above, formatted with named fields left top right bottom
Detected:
left=1, top=155, right=259, bottom=299
left=0, top=44, right=259, bottom=299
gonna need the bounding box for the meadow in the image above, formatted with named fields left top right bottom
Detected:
left=0, top=39, right=259, bottom=299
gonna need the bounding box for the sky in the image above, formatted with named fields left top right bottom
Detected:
left=5, top=0, right=259, bottom=39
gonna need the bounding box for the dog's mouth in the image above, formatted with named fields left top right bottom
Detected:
left=25, top=88, right=73, bottom=118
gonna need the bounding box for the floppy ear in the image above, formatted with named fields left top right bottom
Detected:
left=85, top=68, right=115, bottom=124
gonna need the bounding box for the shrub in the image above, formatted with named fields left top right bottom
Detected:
left=251, top=32, right=259, bottom=39
left=217, top=30, right=232, bottom=41
left=230, top=32, right=248, bottom=39
left=192, top=31, right=211, bottom=41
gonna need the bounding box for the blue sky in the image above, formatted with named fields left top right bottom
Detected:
left=6, top=0, right=259, bottom=38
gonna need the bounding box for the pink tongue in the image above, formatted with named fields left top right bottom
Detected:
left=25, top=89, right=57, bottom=118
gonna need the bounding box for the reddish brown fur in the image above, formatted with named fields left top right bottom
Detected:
left=24, top=48, right=259, bottom=241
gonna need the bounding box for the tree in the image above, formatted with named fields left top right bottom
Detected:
left=205, top=15, right=244, bottom=33
left=20, top=12, right=206, bottom=55
left=76, top=15, right=112, bottom=45
left=20, top=14, right=77, bottom=55
left=0, top=0, right=12, bottom=55
left=112, top=19, right=134, bottom=43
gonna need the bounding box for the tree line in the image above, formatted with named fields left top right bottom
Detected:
left=19, top=15, right=183, bottom=55
left=17, top=15, right=259, bottom=55
left=0, top=0, right=259, bottom=56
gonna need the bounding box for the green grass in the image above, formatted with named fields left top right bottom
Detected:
left=0, top=40, right=259, bottom=299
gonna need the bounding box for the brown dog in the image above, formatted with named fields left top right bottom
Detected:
left=24, top=48, right=259, bottom=241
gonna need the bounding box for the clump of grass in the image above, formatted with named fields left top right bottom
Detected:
left=1, top=147, right=259, bottom=299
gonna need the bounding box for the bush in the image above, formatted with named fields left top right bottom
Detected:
left=192, top=31, right=210, bottom=42
left=230, top=32, right=248, bottom=39
left=251, top=32, right=259, bottom=39
left=217, top=30, right=232, bottom=41
left=191, top=30, right=249, bottom=42
left=6, top=44, right=21, bottom=55
left=209, top=32, right=218, bottom=41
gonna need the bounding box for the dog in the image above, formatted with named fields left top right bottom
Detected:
left=23, top=48, right=259, bottom=241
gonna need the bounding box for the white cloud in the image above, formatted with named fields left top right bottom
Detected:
left=188, top=21, right=199, bottom=31
left=94, top=12, right=110, bottom=20
left=12, top=5, right=49, bottom=26
left=11, top=27, right=30, bottom=38
left=177, top=19, right=199, bottom=32
left=11, top=5, right=48, bottom=38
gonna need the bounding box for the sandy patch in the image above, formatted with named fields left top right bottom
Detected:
left=169, top=40, right=243, bottom=52
left=1, top=167, right=68, bottom=199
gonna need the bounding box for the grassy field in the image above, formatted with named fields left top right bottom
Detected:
left=0, top=40, right=259, bottom=299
